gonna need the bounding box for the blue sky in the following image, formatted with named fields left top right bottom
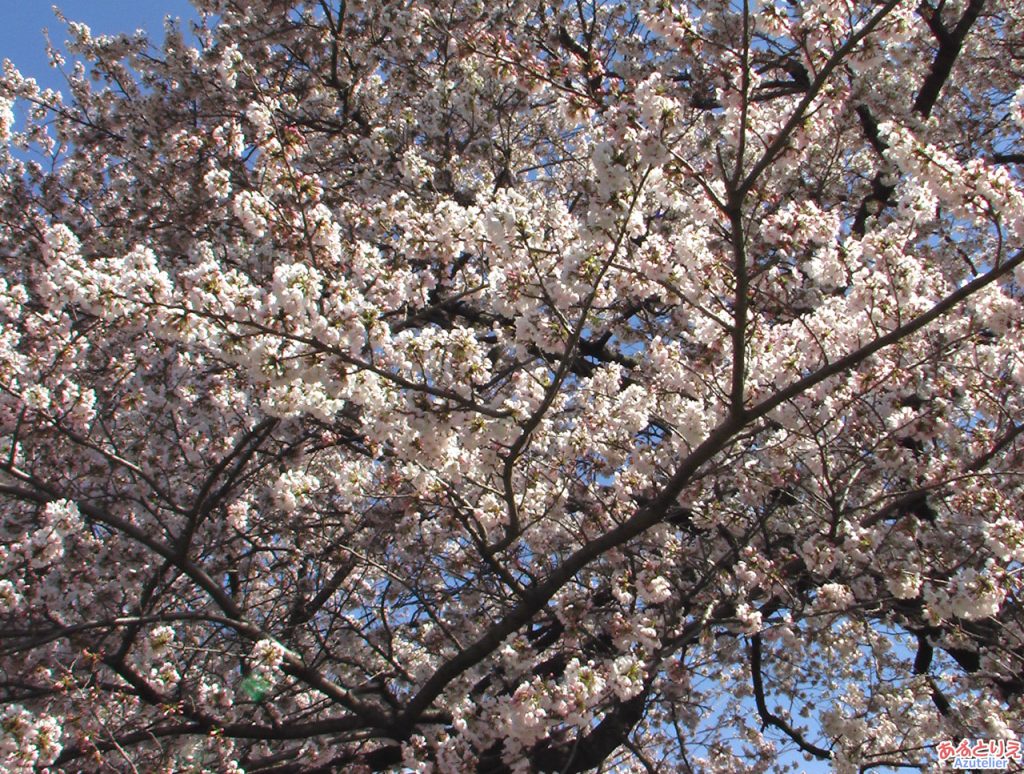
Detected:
left=1, top=1, right=196, bottom=89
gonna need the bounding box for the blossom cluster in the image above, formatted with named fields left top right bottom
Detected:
left=0, top=0, right=1022, bottom=770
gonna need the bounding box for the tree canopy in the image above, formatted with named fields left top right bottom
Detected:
left=1, top=0, right=1023, bottom=771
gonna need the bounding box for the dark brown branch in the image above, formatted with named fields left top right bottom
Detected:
left=993, top=152, right=1024, bottom=164
left=737, top=0, right=902, bottom=197
left=750, top=634, right=832, bottom=759
left=854, top=0, right=984, bottom=238
left=532, top=692, right=648, bottom=774
left=912, top=632, right=952, bottom=716
left=178, top=417, right=279, bottom=554
left=55, top=713, right=373, bottom=767
left=913, top=0, right=986, bottom=118
left=474, top=691, right=648, bottom=774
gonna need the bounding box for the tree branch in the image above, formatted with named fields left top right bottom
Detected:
left=750, top=634, right=832, bottom=759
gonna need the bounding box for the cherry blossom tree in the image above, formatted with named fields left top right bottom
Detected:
left=1, top=0, right=1023, bottom=770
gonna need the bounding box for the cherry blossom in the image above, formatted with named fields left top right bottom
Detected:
left=1, top=0, right=1023, bottom=771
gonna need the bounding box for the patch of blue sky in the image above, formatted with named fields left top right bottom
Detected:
left=1, top=1, right=197, bottom=92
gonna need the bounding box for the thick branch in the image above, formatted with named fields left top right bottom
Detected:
left=913, top=0, right=986, bottom=118
left=750, top=634, right=832, bottom=759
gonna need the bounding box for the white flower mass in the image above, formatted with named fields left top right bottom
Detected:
left=0, top=0, right=1022, bottom=770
